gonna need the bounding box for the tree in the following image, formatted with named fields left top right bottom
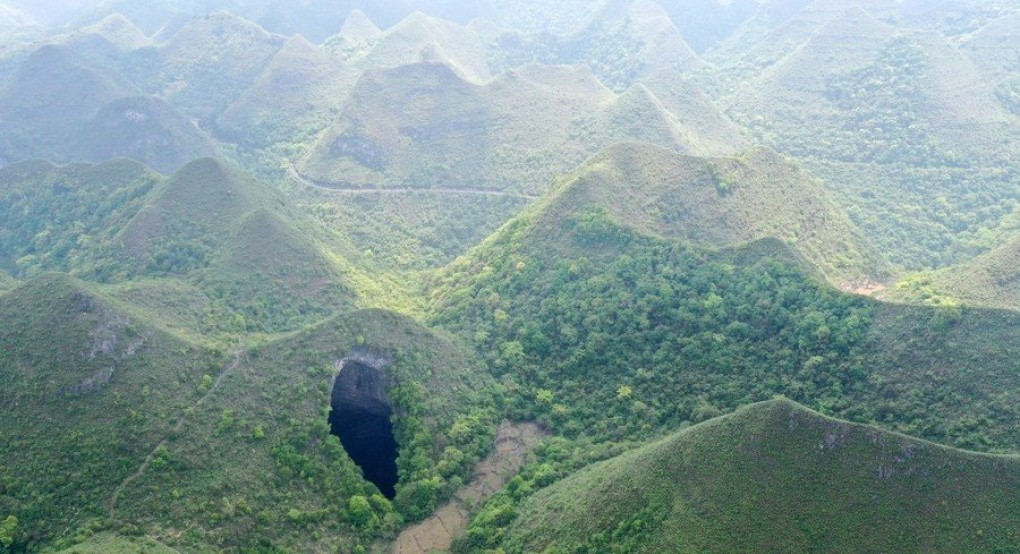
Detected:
left=0, top=515, right=17, bottom=551
left=348, top=495, right=374, bottom=528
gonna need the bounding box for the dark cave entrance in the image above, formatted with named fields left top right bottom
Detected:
left=329, top=360, right=399, bottom=499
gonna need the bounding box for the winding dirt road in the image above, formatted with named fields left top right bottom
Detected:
left=287, top=164, right=539, bottom=200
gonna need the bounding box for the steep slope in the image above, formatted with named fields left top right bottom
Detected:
left=299, top=61, right=601, bottom=194
left=961, top=13, right=1020, bottom=83
left=0, top=44, right=134, bottom=160
left=154, top=12, right=287, bottom=121
left=652, top=0, right=762, bottom=54
left=117, top=157, right=363, bottom=331
left=216, top=35, right=357, bottom=149
left=351, top=11, right=492, bottom=83
left=589, top=0, right=704, bottom=79
left=429, top=143, right=1018, bottom=457
left=58, top=12, right=151, bottom=58
left=923, top=236, right=1020, bottom=312
left=0, top=156, right=382, bottom=334
left=641, top=69, right=749, bottom=156
left=488, top=400, right=1020, bottom=553
left=723, top=7, right=1020, bottom=270
left=0, top=158, right=160, bottom=280
left=709, top=0, right=898, bottom=76
left=111, top=308, right=499, bottom=553
left=0, top=42, right=214, bottom=170
left=0, top=275, right=499, bottom=552
left=301, top=61, right=748, bottom=196
left=337, top=8, right=381, bottom=43
left=80, top=95, right=216, bottom=173
left=0, top=273, right=220, bottom=548
left=540, top=143, right=887, bottom=283
left=487, top=0, right=703, bottom=92
left=727, top=7, right=1017, bottom=165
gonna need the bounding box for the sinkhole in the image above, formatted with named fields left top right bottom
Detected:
left=328, top=359, right=399, bottom=499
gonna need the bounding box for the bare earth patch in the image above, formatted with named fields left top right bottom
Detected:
left=391, top=421, right=546, bottom=554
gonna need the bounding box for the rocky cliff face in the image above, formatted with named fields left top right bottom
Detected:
left=330, top=350, right=393, bottom=415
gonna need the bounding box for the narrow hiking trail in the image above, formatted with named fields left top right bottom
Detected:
left=391, top=422, right=546, bottom=554
left=108, top=350, right=243, bottom=519
left=287, top=164, right=539, bottom=200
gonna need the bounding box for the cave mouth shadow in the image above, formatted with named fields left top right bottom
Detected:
left=329, top=360, right=399, bottom=499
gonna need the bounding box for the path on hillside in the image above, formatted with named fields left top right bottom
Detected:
left=108, top=350, right=243, bottom=520
left=287, top=164, right=539, bottom=200
left=391, top=422, right=546, bottom=554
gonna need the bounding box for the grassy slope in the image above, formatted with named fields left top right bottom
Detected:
left=301, top=59, right=746, bottom=196
left=52, top=532, right=179, bottom=554
left=860, top=301, right=1020, bottom=452
left=153, top=12, right=286, bottom=121
left=962, top=13, right=1020, bottom=83
left=806, top=161, right=1018, bottom=270
left=0, top=274, right=220, bottom=549
left=288, top=183, right=532, bottom=272
left=0, top=156, right=412, bottom=335
left=726, top=4, right=1018, bottom=158
left=538, top=142, right=888, bottom=284
left=0, top=273, right=498, bottom=552
left=350, top=11, right=492, bottom=83
left=887, top=233, right=1020, bottom=314
left=115, top=157, right=379, bottom=332
left=0, top=37, right=213, bottom=172
left=80, top=95, right=216, bottom=174
left=216, top=34, right=356, bottom=150
left=0, top=44, right=133, bottom=160
left=721, top=6, right=1019, bottom=270
left=930, top=236, right=1020, bottom=311
left=114, top=308, right=498, bottom=553
left=428, top=146, right=1019, bottom=454
left=500, top=399, right=1020, bottom=554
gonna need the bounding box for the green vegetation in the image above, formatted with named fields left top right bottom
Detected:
left=465, top=400, right=1020, bottom=553
left=429, top=173, right=1019, bottom=453
left=806, top=161, right=1018, bottom=270
left=0, top=274, right=221, bottom=551
left=0, top=159, right=159, bottom=281
left=932, top=235, right=1020, bottom=311
left=0, top=3, right=1018, bottom=553
left=52, top=532, right=178, bottom=554
left=0, top=271, right=18, bottom=294
left=111, top=309, right=498, bottom=553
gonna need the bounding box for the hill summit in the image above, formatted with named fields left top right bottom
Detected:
left=493, top=399, right=1020, bottom=553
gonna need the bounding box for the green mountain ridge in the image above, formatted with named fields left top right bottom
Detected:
left=0, top=44, right=134, bottom=160
left=531, top=142, right=888, bottom=284
left=216, top=34, right=356, bottom=150
left=490, top=399, right=1020, bottom=553
left=918, top=235, right=1020, bottom=312
left=301, top=61, right=744, bottom=195
left=0, top=273, right=222, bottom=549
left=154, top=12, right=288, bottom=121
left=0, top=272, right=500, bottom=552
left=114, top=157, right=377, bottom=332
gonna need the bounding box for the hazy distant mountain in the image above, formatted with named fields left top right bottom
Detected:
left=301, top=60, right=745, bottom=195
